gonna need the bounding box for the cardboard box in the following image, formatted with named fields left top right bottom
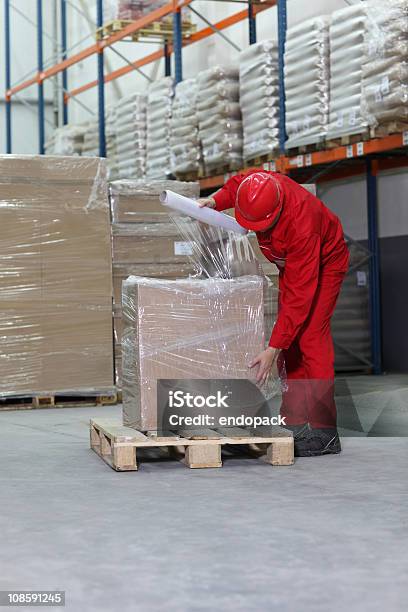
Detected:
left=112, top=262, right=196, bottom=305
left=122, top=275, right=265, bottom=431
left=111, top=223, right=195, bottom=265
left=0, top=155, right=114, bottom=396
left=110, top=179, right=200, bottom=223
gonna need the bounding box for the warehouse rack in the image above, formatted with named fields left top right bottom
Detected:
left=4, top=0, right=404, bottom=374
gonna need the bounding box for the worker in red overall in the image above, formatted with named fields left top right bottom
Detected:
left=198, top=170, right=349, bottom=457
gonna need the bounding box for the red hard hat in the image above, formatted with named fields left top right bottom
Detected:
left=235, top=172, right=283, bottom=232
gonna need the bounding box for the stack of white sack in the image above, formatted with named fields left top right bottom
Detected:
left=104, top=0, right=167, bottom=21
left=197, top=66, right=243, bottom=172
left=170, top=79, right=201, bottom=176
left=45, top=124, right=88, bottom=156
left=327, top=3, right=370, bottom=140
left=146, top=77, right=174, bottom=180
left=362, top=0, right=408, bottom=133
left=284, top=16, right=330, bottom=149
left=115, top=93, right=147, bottom=179
left=239, top=40, right=280, bottom=161
left=106, top=106, right=119, bottom=180
left=82, top=120, right=99, bottom=157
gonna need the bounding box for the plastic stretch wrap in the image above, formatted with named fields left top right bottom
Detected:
left=122, top=275, right=280, bottom=431
left=166, top=203, right=280, bottom=347
left=197, top=66, right=243, bottom=172
left=115, top=93, right=147, bottom=179
left=45, top=124, right=88, bottom=156
left=0, top=155, right=114, bottom=397
left=146, top=77, right=174, bottom=179
left=362, top=0, right=408, bottom=129
left=239, top=40, right=280, bottom=160
left=170, top=79, right=201, bottom=175
left=104, top=0, right=167, bottom=21
left=110, top=178, right=199, bottom=223
left=327, top=4, right=369, bottom=139
left=284, top=17, right=330, bottom=148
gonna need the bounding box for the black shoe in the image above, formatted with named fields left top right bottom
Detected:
left=294, top=426, right=342, bottom=457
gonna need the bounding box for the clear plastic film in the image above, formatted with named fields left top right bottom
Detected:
left=170, top=79, right=202, bottom=175
left=122, top=275, right=280, bottom=431
left=146, top=77, right=174, bottom=180
left=361, top=0, right=408, bottom=130
left=0, top=155, right=114, bottom=397
left=197, top=66, right=243, bottom=172
left=327, top=4, right=370, bottom=139
left=115, top=93, right=147, bottom=179
left=284, top=16, right=330, bottom=148
left=239, top=40, right=280, bottom=160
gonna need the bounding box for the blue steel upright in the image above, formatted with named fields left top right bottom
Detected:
left=248, top=1, right=257, bottom=45
left=173, top=9, right=183, bottom=84
left=97, top=0, right=106, bottom=157
left=61, top=0, right=68, bottom=125
left=4, top=0, right=12, bottom=153
left=37, top=0, right=45, bottom=154
left=366, top=159, right=382, bottom=374
left=277, top=0, right=287, bottom=154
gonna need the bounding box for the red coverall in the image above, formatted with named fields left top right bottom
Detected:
left=213, top=171, right=350, bottom=429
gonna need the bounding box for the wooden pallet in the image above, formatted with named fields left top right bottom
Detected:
left=0, top=391, right=118, bottom=412
left=286, top=141, right=325, bottom=156
left=325, top=130, right=370, bottom=150
left=90, top=418, right=294, bottom=471
left=244, top=151, right=279, bottom=169
left=370, top=121, right=408, bottom=139
left=96, top=18, right=196, bottom=42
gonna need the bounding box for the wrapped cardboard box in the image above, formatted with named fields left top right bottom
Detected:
left=0, top=155, right=114, bottom=396
left=110, top=179, right=199, bottom=223
left=112, top=223, right=195, bottom=265
left=122, top=275, right=266, bottom=431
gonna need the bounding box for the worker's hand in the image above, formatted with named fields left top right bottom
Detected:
left=197, top=197, right=216, bottom=209
left=249, top=347, right=280, bottom=385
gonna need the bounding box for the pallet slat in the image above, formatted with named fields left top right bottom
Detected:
left=90, top=418, right=294, bottom=471
left=0, top=392, right=118, bottom=412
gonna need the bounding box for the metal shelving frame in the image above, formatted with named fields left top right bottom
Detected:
left=4, top=0, right=403, bottom=373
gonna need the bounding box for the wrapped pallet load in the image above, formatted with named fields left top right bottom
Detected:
left=170, top=78, right=201, bottom=178
left=239, top=40, right=280, bottom=162
left=146, top=77, right=174, bottom=180
left=327, top=3, right=369, bottom=142
left=115, top=92, right=147, bottom=179
left=45, top=124, right=88, bottom=156
left=197, top=66, right=243, bottom=173
left=284, top=16, right=330, bottom=150
left=0, top=156, right=114, bottom=399
left=82, top=120, right=99, bottom=157
left=361, top=0, right=408, bottom=136
left=109, top=179, right=200, bottom=385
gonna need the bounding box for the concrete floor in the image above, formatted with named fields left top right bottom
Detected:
left=0, top=375, right=407, bottom=612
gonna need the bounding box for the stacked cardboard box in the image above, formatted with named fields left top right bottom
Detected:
left=109, top=179, right=200, bottom=385
left=0, top=155, right=114, bottom=397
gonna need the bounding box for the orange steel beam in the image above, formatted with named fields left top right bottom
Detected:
left=199, top=133, right=408, bottom=190
left=7, top=1, right=190, bottom=97
left=66, top=0, right=275, bottom=99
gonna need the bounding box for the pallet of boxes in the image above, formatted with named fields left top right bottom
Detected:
left=92, top=188, right=293, bottom=471
left=109, top=179, right=200, bottom=388
left=0, top=155, right=115, bottom=409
